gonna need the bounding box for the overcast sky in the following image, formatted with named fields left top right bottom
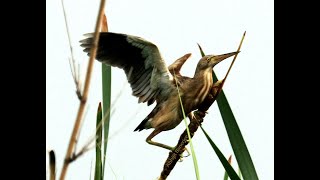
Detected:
left=46, top=0, right=274, bottom=179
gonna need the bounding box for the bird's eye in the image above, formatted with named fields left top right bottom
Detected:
left=206, top=57, right=210, bottom=62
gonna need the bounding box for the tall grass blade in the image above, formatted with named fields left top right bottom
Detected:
left=101, top=14, right=111, bottom=179
left=94, top=103, right=103, bottom=180
left=197, top=32, right=258, bottom=180
left=215, top=83, right=258, bottom=180
left=223, top=155, right=232, bottom=180
left=238, top=167, right=242, bottom=180
left=200, top=126, right=240, bottom=180
left=174, top=73, right=200, bottom=180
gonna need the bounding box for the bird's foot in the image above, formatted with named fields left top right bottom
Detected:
left=178, top=147, right=190, bottom=162
left=189, top=111, right=197, bottom=120
left=189, top=111, right=206, bottom=125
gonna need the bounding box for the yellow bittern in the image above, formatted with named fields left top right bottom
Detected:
left=80, top=32, right=238, bottom=151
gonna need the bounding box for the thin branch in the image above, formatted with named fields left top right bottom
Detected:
left=59, top=0, right=107, bottom=179
left=68, top=57, right=82, bottom=99
left=61, top=0, right=75, bottom=61
left=221, top=31, right=246, bottom=86
left=61, top=0, right=82, bottom=99
left=72, top=105, right=90, bottom=156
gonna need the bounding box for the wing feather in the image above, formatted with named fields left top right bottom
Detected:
left=80, top=32, right=174, bottom=105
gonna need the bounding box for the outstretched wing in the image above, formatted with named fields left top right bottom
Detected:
left=80, top=32, right=174, bottom=105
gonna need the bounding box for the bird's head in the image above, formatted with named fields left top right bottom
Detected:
left=196, top=51, right=240, bottom=71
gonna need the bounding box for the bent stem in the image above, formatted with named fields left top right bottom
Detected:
left=59, top=0, right=107, bottom=179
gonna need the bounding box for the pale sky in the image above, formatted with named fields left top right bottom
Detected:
left=46, top=0, right=274, bottom=179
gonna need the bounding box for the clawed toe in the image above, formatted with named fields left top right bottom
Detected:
left=178, top=147, right=190, bottom=162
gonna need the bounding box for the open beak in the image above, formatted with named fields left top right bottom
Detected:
left=211, top=51, right=240, bottom=64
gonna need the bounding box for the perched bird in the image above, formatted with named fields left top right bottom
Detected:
left=80, top=32, right=238, bottom=151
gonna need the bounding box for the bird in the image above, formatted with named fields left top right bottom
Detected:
left=80, top=32, right=239, bottom=151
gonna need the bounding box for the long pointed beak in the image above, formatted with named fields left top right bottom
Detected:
left=213, top=51, right=240, bottom=63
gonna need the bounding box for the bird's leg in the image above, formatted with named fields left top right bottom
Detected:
left=146, top=129, right=190, bottom=161
left=146, top=129, right=174, bottom=151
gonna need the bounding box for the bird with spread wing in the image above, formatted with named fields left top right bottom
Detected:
left=80, top=32, right=238, bottom=151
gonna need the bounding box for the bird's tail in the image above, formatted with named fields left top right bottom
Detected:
left=134, top=104, right=160, bottom=132
left=134, top=118, right=149, bottom=132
